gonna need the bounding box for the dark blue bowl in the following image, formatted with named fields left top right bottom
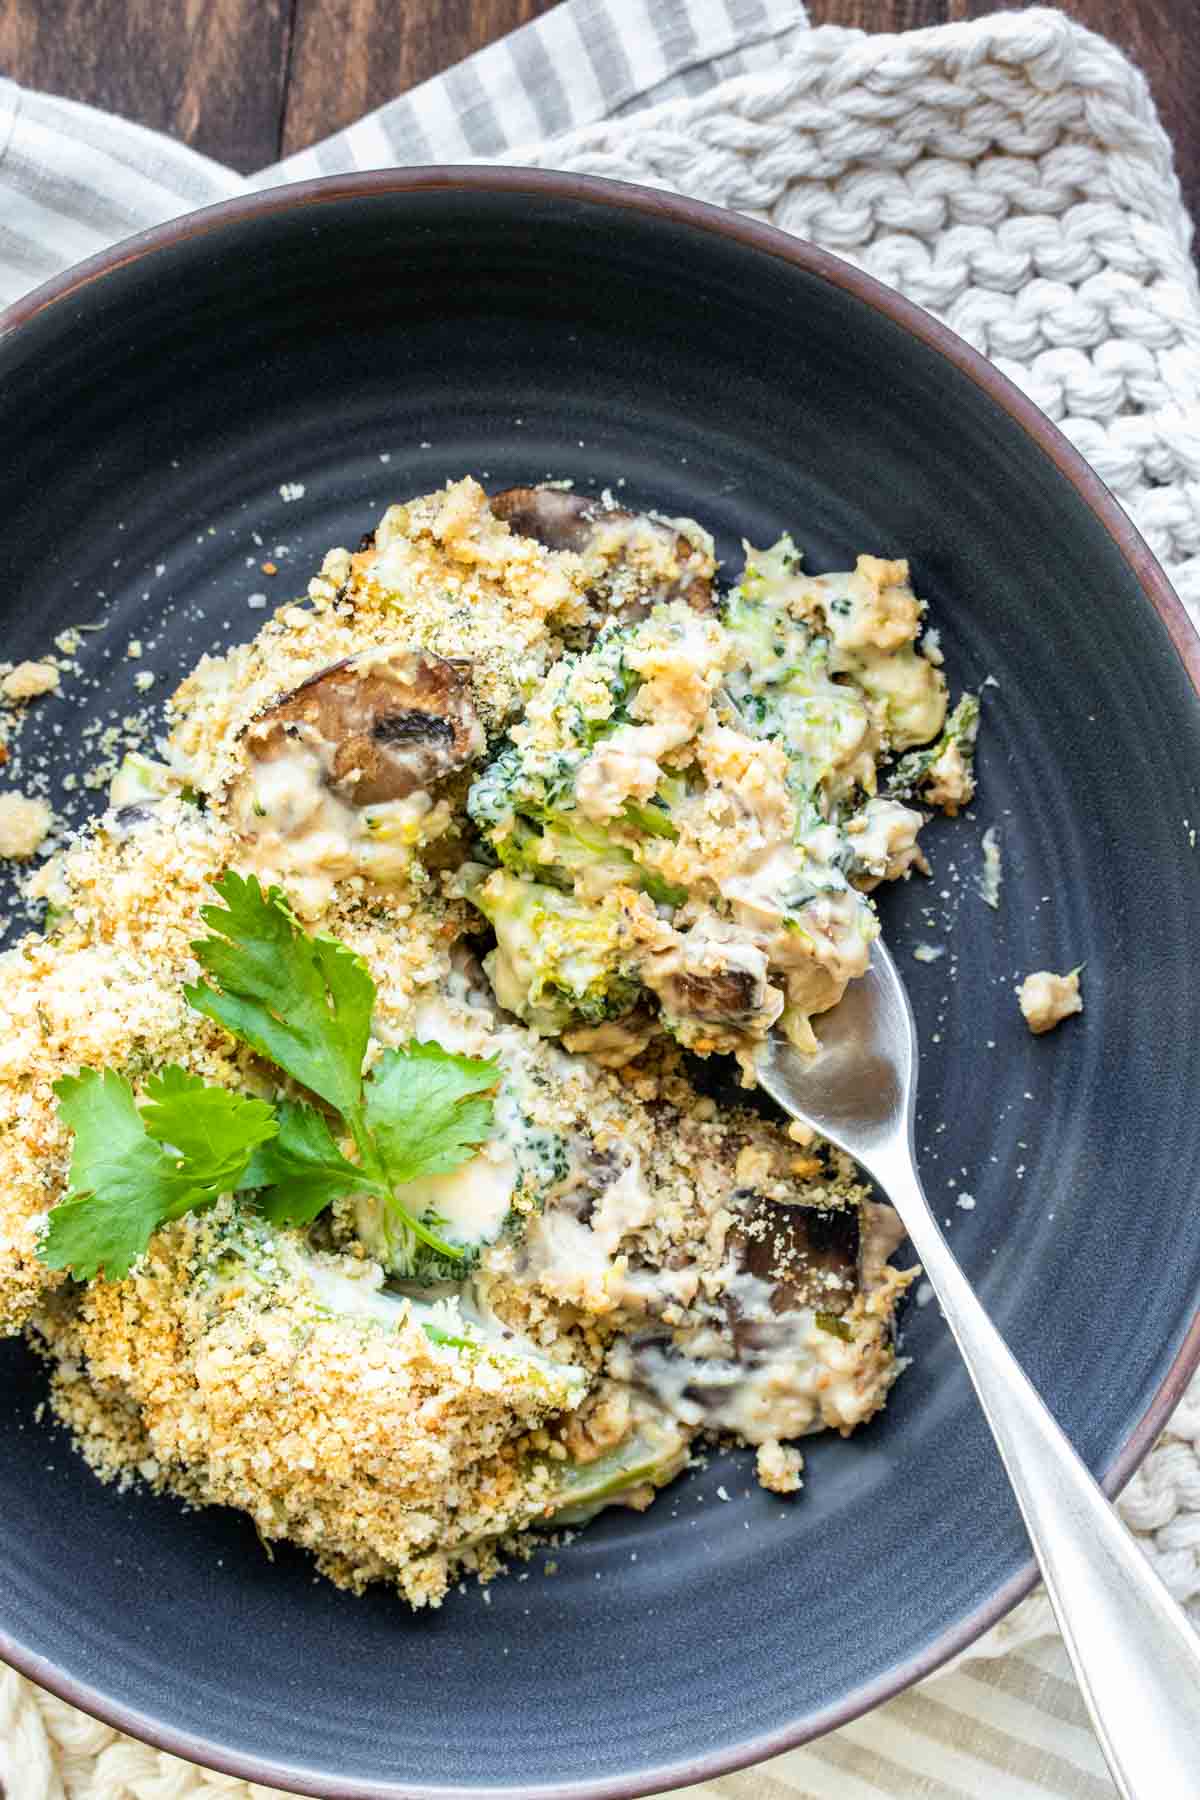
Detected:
left=1, top=170, right=1198, bottom=1798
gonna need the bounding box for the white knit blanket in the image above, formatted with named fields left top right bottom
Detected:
left=2, top=4, right=1199, bottom=1796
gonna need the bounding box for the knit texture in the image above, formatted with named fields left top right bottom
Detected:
left=3, top=9, right=1199, bottom=1797
left=508, top=13, right=1200, bottom=624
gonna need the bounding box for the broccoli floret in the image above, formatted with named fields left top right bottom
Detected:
left=469, top=625, right=638, bottom=831
left=351, top=1130, right=516, bottom=1283
left=888, top=692, right=980, bottom=806
left=472, top=869, right=642, bottom=1035
left=722, top=560, right=878, bottom=814
left=194, top=1209, right=579, bottom=1388
left=504, top=806, right=644, bottom=893
left=618, top=798, right=679, bottom=841
left=466, top=616, right=696, bottom=920
left=536, top=1412, right=691, bottom=1525
left=352, top=1192, right=489, bottom=1284
left=459, top=547, right=958, bottom=1060
left=469, top=741, right=584, bottom=839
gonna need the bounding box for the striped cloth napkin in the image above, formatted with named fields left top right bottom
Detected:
left=0, top=0, right=813, bottom=303
left=3, top=3, right=1199, bottom=1797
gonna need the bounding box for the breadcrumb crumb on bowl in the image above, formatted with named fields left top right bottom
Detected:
left=1018, top=968, right=1084, bottom=1035
left=1, top=170, right=1200, bottom=1800
left=0, top=791, right=52, bottom=859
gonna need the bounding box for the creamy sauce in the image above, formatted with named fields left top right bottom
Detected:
left=839, top=643, right=946, bottom=749
left=575, top=720, right=686, bottom=822
left=398, top=1139, right=516, bottom=1249
left=513, top=1143, right=692, bottom=1317
left=620, top=1295, right=887, bottom=1444
left=230, top=740, right=444, bottom=915
left=845, top=797, right=926, bottom=888
left=295, top=1242, right=586, bottom=1396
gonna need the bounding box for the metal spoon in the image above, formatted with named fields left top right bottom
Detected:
left=756, top=942, right=1200, bottom=1799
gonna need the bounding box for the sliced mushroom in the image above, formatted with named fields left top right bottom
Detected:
left=726, top=1200, right=859, bottom=1352
left=650, top=938, right=781, bottom=1034
left=658, top=965, right=764, bottom=1026
left=489, top=487, right=600, bottom=554
left=626, top=1199, right=861, bottom=1422
left=490, top=484, right=714, bottom=617
left=546, top=1139, right=636, bottom=1227
left=239, top=648, right=484, bottom=810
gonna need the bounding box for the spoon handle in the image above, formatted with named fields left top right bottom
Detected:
left=885, top=1157, right=1200, bottom=1800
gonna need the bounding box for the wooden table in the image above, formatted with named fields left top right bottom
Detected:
left=1, top=1, right=1195, bottom=226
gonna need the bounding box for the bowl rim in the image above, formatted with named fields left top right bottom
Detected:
left=2, top=163, right=1199, bottom=1800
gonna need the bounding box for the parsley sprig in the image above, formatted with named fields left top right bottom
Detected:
left=41, top=872, right=500, bottom=1282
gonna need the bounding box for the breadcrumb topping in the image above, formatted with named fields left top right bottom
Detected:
left=2, top=479, right=930, bottom=1608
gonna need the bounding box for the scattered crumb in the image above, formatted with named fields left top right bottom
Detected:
left=261, top=562, right=278, bottom=576
left=912, top=942, right=945, bottom=963
left=755, top=1441, right=804, bottom=1495
left=0, top=792, right=52, bottom=859
left=279, top=482, right=306, bottom=504
left=1017, top=968, right=1083, bottom=1035
left=134, top=671, right=156, bottom=692
left=1, top=662, right=59, bottom=703
left=979, top=825, right=1002, bottom=909
left=126, top=640, right=143, bottom=660
left=956, top=1192, right=976, bottom=1211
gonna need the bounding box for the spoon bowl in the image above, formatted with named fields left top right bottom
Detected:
left=757, top=941, right=914, bottom=1164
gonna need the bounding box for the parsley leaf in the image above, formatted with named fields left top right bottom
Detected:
left=242, top=1100, right=367, bottom=1229
left=42, top=1068, right=274, bottom=1282
left=141, top=1065, right=277, bottom=1189
left=185, top=872, right=373, bottom=1118
left=364, top=1043, right=502, bottom=1189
